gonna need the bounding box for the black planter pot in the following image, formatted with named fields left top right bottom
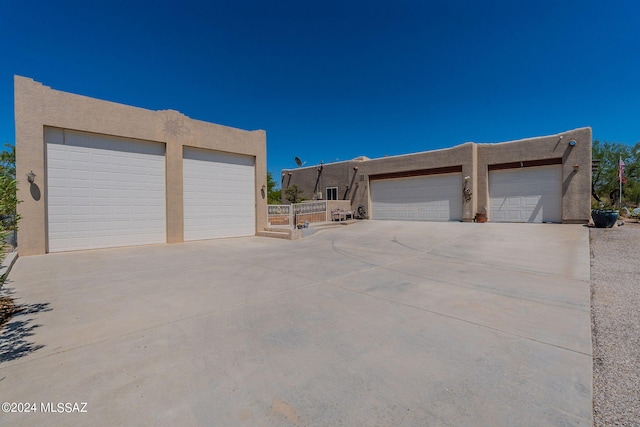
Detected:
left=592, top=209, right=619, bottom=228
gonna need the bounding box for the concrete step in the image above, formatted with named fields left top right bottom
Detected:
left=257, top=230, right=291, bottom=240
left=258, top=227, right=306, bottom=240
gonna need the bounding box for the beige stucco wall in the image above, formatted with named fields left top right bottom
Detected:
left=15, top=75, right=267, bottom=256
left=283, top=128, right=592, bottom=224
left=358, top=143, right=474, bottom=220
left=476, top=127, right=592, bottom=223
left=284, top=144, right=475, bottom=220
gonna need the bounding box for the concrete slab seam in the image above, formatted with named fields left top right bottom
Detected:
left=323, top=281, right=593, bottom=357
left=329, top=240, right=589, bottom=312
left=0, top=281, right=322, bottom=370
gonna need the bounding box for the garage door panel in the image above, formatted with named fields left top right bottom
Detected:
left=489, top=166, right=561, bottom=223
left=48, top=222, right=70, bottom=234
left=46, top=128, right=166, bottom=252
left=71, top=187, right=92, bottom=198
left=183, top=148, right=255, bottom=241
left=371, top=173, right=462, bottom=221
left=93, top=221, right=111, bottom=232
left=62, top=131, right=165, bottom=156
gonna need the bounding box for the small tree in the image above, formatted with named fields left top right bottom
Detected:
left=625, top=142, right=640, bottom=206
left=0, top=144, right=18, bottom=270
left=285, top=184, right=306, bottom=204
left=266, top=171, right=281, bottom=204
left=592, top=140, right=640, bottom=207
left=0, top=144, right=18, bottom=255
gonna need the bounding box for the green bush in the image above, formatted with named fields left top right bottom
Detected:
left=0, top=144, right=18, bottom=251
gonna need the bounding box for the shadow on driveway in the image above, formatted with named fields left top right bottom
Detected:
left=0, top=285, right=50, bottom=363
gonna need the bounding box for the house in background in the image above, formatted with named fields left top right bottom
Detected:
left=15, top=76, right=268, bottom=256
left=281, top=127, right=592, bottom=224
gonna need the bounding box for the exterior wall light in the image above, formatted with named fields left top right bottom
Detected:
left=27, top=171, right=36, bottom=184
left=569, top=140, right=576, bottom=146
left=573, top=164, right=580, bottom=172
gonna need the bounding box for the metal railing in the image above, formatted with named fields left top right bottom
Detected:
left=293, top=201, right=327, bottom=226
left=267, top=204, right=292, bottom=226
left=267, top=201, right=328, bottom=228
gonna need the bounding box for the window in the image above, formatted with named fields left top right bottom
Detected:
left=326, top=187, right=338, bottom=200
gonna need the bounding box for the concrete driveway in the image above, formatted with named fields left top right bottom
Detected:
left=0, top=221, right=591, bottom=426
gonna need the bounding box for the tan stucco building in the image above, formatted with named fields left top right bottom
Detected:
left=15, top=76, right=267, bottom=256
left=283, top=127, right=592, bottom=224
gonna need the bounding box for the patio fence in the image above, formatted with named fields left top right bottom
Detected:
left=267, top=201, right=328, bottom=228
left=267, top=204, right=292, bottom=226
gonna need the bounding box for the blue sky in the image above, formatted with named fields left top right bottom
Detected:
left=1, top=0, right=639, bottom=176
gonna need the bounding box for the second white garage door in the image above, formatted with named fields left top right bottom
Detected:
left=183, top=148, right=255, bottom=241
left=370, top=173, right=463, bottom=221
left=489, top=165, right=562, bottom=223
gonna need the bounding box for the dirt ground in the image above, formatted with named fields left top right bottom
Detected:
left=0, top=295, right=17, bottom=328
left=0, top=244, right=18, bottom=328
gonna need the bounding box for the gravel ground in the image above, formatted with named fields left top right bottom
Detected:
left=591, top=221, right=640, bottom=426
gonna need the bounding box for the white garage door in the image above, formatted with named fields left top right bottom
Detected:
left=370, top=173, right=463, bottom=221
left=489, top=165, right=562, bottom=223
left=183, top=148, right=255, bottom=241
left=46, top=128, right=166, bottom=252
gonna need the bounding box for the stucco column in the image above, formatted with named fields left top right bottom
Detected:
left=15, top=77, right=47, bottom=255
left=165, top=142, right=184, bottom=243
left=461, top=143, right=477, bottom=222
left=254, top=130, right=268, bottom=233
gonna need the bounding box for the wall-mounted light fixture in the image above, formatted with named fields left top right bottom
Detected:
left=573, top=163, right=580, bottom=172
left=261, top=184, right=266, bottom=191
left=27, top=171, right=36, bottom=184
left=353, top=166, right=359, bottom=171
left=569, top=140, right=576, bottom=147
